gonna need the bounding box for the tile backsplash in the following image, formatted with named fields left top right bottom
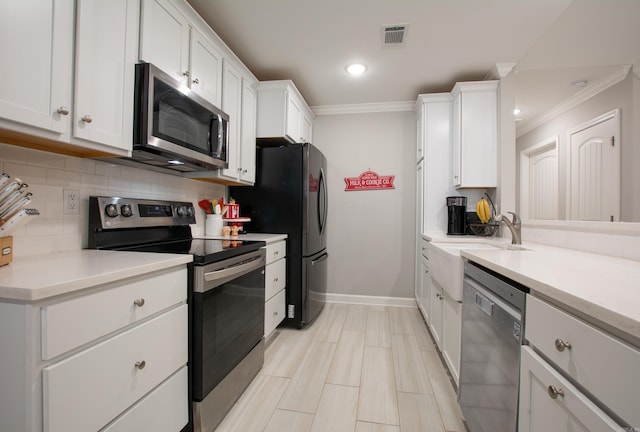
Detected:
left=0, top=143, right=225, bottom=258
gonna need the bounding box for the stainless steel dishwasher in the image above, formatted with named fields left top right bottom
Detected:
left=458, top=261, right=528, bottom=432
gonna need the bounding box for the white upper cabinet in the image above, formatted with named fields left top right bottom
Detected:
left=139, top=0, right=223, bottom=108
left=73, top=0, right=139, bottom=152
left=240, top=78, right=257, bottom=183
left=186, top=61, right=257, bottom=185
left=189, top=27, right=223, bottom=107
left=0, top=0, right=74, bottom=135
left=451, top=81, right=498, bottom=188
left=256, top=80, right=314, bottom=144
left=0, top=0, right=137, bottom=156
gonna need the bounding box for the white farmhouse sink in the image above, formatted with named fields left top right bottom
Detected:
left=429, top=242, right=502, bottom=301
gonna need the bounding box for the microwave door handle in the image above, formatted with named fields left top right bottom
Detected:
left=216, top=113, right=224, bottom=156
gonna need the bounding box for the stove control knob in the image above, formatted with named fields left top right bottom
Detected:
left=120, top=204, right=133, bottom=217
left=177, top=206, right=194, bottom=217
left=105, top=204, right=119, bottom=218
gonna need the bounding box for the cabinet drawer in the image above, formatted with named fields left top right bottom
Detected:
left=102, top=367, right=188, bottom=432
left=519, top=347, right=622, bottom=432
left=43, top=304, right=188, bottom=432
left=265, top=289, right=285, bottom=337
left=421, top=238, right=429, bottom=260
left=265, top=258, right=286, bottom=300
left=526, top=295, right=640, bottom=426
left=42, top=267, right=186, bottom=360
left=265, top=240, right=286, bottom=265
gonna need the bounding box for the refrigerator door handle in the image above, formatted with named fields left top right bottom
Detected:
left=318, top=167, right=328, bottom=234
left=311, top=252, right=329, bottom=266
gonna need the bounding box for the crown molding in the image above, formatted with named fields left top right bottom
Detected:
left=516, top=64, right=631, bottom=137
left=311, top=101, right=415, bottom=116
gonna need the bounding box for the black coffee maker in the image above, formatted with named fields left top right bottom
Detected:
left=447, top=196, right=467, bottom=235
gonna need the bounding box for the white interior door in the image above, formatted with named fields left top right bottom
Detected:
left=519, top=137, right=558, bottom=220
left=568, top=110, right=620, bottom=221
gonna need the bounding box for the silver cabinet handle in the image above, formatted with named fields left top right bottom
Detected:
left=183, top=71, right=189, bottom=77
left=274, top=251, right=279, bottom=256
left=133, top=298, right=145, bottom=307
left=57, top=106, right=69, bottom=115
left=274, top=277, right=278, bottom=282
left=192, top=78, right=199, bottom=84
left=81, top=115, right=92, bottom=123
left=555, top=338, right=572, bottom=352
left=135, top=360, right=146, bottom=370
left=273, top=311, right=278, bottom=316
left=548, top=385, right=565, bottom=399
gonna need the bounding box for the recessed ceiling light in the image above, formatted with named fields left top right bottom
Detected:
left=572, top=79, right=588, bottom=88
left=168, top=160, right=185, bottom=165
left=346, top=63, right=367, bottom=76
left=513, top=108, right=521, bottom=116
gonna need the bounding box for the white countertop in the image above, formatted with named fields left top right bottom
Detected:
left=200, top=233, right=287, bottom=244
left=0, top=250, right=193, bottom=302
left=460, top=243, right=640, bottom=346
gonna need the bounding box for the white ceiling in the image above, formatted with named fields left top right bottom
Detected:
left=186, top=0, right=640, bottom=125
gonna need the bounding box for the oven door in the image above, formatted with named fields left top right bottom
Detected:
left=191, top=249, right=265, bottom=401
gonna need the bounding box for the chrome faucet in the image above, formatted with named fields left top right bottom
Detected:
left=495, top=212, right=522, bottom=245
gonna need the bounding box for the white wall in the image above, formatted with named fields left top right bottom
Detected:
left=0, top=143, right=225, bottom=258
left=312, top=111, right=416, bottom=299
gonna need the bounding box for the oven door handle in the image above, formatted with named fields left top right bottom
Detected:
left=204, top=256, right=265, bottom=283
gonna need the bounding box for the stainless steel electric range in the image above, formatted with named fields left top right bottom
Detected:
left=88, top=196, right=266, bottom=432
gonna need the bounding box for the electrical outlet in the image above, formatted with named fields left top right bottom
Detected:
left=63, top=189, right=80, bottom=215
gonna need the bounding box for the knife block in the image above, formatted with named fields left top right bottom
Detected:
left=0, top=236, right=13, bottom=266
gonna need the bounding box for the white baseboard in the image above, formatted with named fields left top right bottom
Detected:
left=324, top=293, right=417, bottom=308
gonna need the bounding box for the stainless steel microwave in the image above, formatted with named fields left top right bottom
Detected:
left=132, top=63, right=229, bottom=172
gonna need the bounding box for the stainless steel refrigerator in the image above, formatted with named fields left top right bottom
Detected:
left=230, top=143, right=328, bottom=328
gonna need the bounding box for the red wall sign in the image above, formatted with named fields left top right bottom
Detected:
left=344, top=170, right=395, bottom=191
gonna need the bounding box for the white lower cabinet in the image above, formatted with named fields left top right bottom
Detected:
left=102, top=367, right=188, bottom=432
left=43, top=305, right=187, bottom=432
left=430, top=278, right=444, bottom=350
left=519, top=347, right=622, bottom=432
left=264, top=240, right=287, bottom=337
left=0, top=266, right=189, bottom=432
left=521, top=294, right=638, bottom=431
left=442, top=293, right=461, bottom=384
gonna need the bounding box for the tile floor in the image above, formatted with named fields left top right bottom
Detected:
left=215, top=303, right=467, bottom=432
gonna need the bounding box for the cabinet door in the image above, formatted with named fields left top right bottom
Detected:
left=0, top=0, right=73, bottom=134
left=220, top=60, right=242, bottom=178
left=430, top=279, right=444, bottom=350
left=452, top=93, right=462, bottom=186
left=301, top=112, right=313, bottom=144
left=519, top=347, right=623, bottom=432
left=139, top=0, right=189, bottom=83
left=416, top=105, right=425, bottom=162
left=442, top=294, right=461, bottom=385
left=416, top=161, right=424, bottom=235
left=285, top=92, right=302, bottom=142
left=189, top=27, right=223, bottom=107
left=73, top=0, right=138, bottom=152
left=420, top=259, right=431, bottom=324
left=240, top=79, right=257, bottom=183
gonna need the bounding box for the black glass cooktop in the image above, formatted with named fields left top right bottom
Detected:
left=113, top=238, right=265, bottom=265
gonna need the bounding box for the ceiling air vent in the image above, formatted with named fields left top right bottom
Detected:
left=382, top=24, right=407, bottom=46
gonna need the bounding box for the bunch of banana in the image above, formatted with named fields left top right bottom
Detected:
left=476, top=198, right=491, bottom=224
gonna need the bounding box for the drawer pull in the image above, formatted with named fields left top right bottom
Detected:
left=135, top=360, right=146, bottom=370
left=274, top=251, right=279, bottom=256
left=274, top=277, right=279, bottom=282
left=554, top=338, right=572, bottom=352
left=547, top=385, right=565, bottom=399
left=133, top=298, right=145, bottom=307
left=273, top=311, right=278, bottom=316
